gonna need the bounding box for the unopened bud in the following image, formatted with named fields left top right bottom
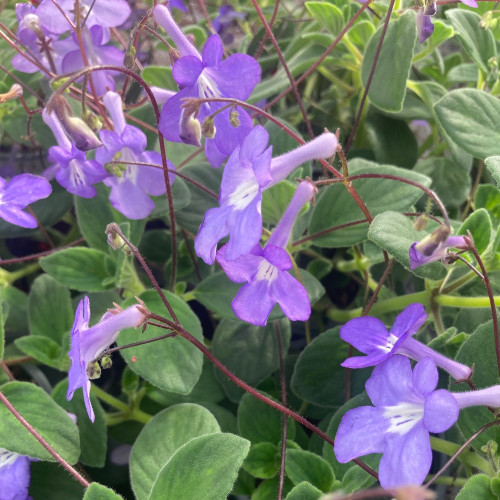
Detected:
left=83, top=110, right=103, bottom=133
left=480, top=11, right=498, bottom=30
left=105, top=222, right=133, bottom=255
left=169, top=48, right=181, bottom=65
left=0, top=84, right=23, bottom=104
left=423, top=0, right=436, bottom=16
left=123, top=43, right=136, bottom=69
left=86, top=361, right=101, bottom=380
left=101, top=355, right=112, bottom=369
left=201, top=116, right=216, bottom=139
left=179, top=109, right=202, bottom=147
left=229, top=109, right=240, bottom=128
left=413, top=215, right=429, bottom=232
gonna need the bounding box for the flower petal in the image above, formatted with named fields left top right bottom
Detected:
left=202, top=34, right=223, bottom=68
left=173, top=56, right=204, bottom=87
left=232, top=279, right=275, bottom=326
left=270, top=270, right=311, bottom=322
left=412, top=357, right=438, bottom=396
left=334, top=406, right=387, bottom=463
left=195, top=206, right=230, bottom=265
left=0, top=453, right=31, bottom=500
left=424, top=389, right=459, bottom=433
left=390, top=303, right=427, bottom=340
left=340, top=316, right=390, bottom=355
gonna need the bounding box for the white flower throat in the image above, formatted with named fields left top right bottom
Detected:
left=384, top=401, right=424, bottom=435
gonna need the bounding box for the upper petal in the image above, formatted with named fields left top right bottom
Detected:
left=173, top=56, right=204, bottom=87
left=390, top=304, right=427, bottom=340
left=340, top=316, right=390, bottom=355
left=269, top=269, right=311, bottom=322
left=195, top=207, right=230, bottom=265
left=412, top=357, right=438, bottom=397
left=423, top=389, right=459, bottom=433
left=202, top=34, right=223, bottom=68
left=217, top=244, right=263, bottom=282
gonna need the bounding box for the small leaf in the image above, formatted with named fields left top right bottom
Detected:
left=243, top=442, right=279, bottom=479
left=212, top=318, right=290, bottom=402
left=458, top=208, right=492, bottom=255
left=474, top=185, right=500, bottom=221
left=285, top=449, right=335, bottom=492
left=485, top=156, right=500, bottom=186
left=28, top=274, right=73, bottom=342
left=141, top=65, right=176, bottom=89
left=0, top=381, right=80, bottom=463
left=435, top=89, right=500, bottom=159
left=40, top=248, right=116, bottom=292
left=305, top=2, right=344, bottom=36
left=286, top=481, right=323, bottom=500
left=361, top=11, right=417, bottom=112
left=83, top=483, right=124, bottom=500
left=117, top=290, right=203, bottom=394
left=15, top=335, right=67, bottom=371
left=130, top=404, right=220, bottom=500
left=456, top=475, right=497, bottom=500
left=148, top=433, right=250, bottom=500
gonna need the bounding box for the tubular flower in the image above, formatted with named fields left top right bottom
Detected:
left=195, top=126, right=337, bottom=264
left=0, top=448, right=32, bottom=500
left=216, top=180, right=316, bottom=326
left=153, top=4, right=261, bottom=167
left=67, top=297, right=148, bottom=422
left=340, top=303, right=471, bottom=381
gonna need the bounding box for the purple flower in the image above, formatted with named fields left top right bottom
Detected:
left=96, top=91, right=174, bottom=219
left=36, top=0, right=131, bottom=35
left=409, top=226, right=468, bottom=270
left=213, top=5, right=247, bottom=44
left=0, top=448, right=32, bottom=500
left=340, top=303, right=471, bottom=381
left=67, top=297, right=148, bottom=422
left=43, top=109, right=108, bottom=198
left=61, top=26, right=124, bottom=96
left=153, top=4, right=261, bottom=167
left=216, top=180, right=316, bottom=326
left=334, top=356, right=460, bottom=488
left=417, top=7, right=435, bottom=43
left=195, top=126, right=337, bottom=264
left=0, top=174, right=51, bottom=229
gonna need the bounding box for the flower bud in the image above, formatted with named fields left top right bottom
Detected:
left=229, top=109, right=240, bottom=128
left=100, top=355, right=112, bottom=369
left=179, top=109, right=202, bottom=147
left=201, top=116, right=216, bottom=139
left=169, top=48, right=181, bottom=65
left=123, top=43, right=136, bottom=70
left=83, top=110, right=103, bottom=133
left=86, top=361, right=101, bottom=380
left=414, top=225, right=450, bottom=256
left=0, top=84, right=23, bottom=104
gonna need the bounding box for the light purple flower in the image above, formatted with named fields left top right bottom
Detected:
left=0, top=448, right=32, bottom=500
left=195, top=126, right=337, bottom=264
left=96, top=91, right=174, bottom=219
left=417, top=7, right=435, bottom=43
left=153, top=4, right=261, bottom=167
left=216, top=180, right=315, bottom=326
left=43, top=109, right=108, bottom=198
left=334, top=356, right=460, bottom=488
left=61, top=26, right=124, bottom=96
left=213, top=5, right=246, bottom=44
left=67, top=296, right=147, bottom=422
left=36, top=0, right=131, bottom=35
left=409, top=227, right=468, bottom=270
left=340, top=303, right=471, bottom=381
left=0, top=174, right=51, bottom=229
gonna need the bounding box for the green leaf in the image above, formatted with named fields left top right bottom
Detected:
left=447, top=63, right=478, bottom=83
left=75, top=183, right=146, bottom=253
left=445, top=10, right=496, bottom=73
left=117, top=290, right=203, bottom=394
left=130, top=404, right=221, bottom=500
left=15, top=335, right=68, bottom=370
left=305, top=2, right=344, bottom=36
left=141, top=65, right=176, bottom=90
left=252, top=476, right=294, bottom=499
left=414, top=158, right=471, bottom=208
left=149, top=433, right=250, bottom=500
left=485, top=156, right=500, bottom=186
left=52, top=380, right=107, bottom=468
left=475, top=185, right=500, bottom=220
left=238, top=392, right=295, bottom=445
left=0, top=298, right=5, bottom=361
left=458, top=208, right=492, bottom=255
left=435, top=89, right=500, bottom=159
left=309, top=159, right=431, bottom=247
left=212, top=318, right=291, bottom=402
left=262, top=181, right=298, bottom=226
left=40, top=248, right=116, bottom=292
left=83, top=483, right=124, bottom=500
left=29, top=462, right=84, bottom=499
left=454, top=321, right=500, bottom=451
left=364, top=113, right=418, bottom=168
left=286, top=482, right=323, bottom=500
left=361, top=11, right=417, bottom=112
left=456, top=475, right=496, bottom=500
left=28, top=274, right=73, bottom=342
left=0, top=381, right=80, bottom=462
left=243, top=442, right=279, bottom=479
left=285, top=449, right=334, bottom=492
left=368, top=211, right=448, bottom=280
left=291, top=328, right=350, bottom=408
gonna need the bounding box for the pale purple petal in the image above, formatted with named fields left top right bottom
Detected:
left=0, top=205, right=38, bottom=229
left=205, top=138, right=228, bottom=167
left=2, top=174, right=52, bottom=206
left=424, top=390, right=459, bottom=433
left=334, top=406, right=387, bottom=462
left=216, top=244, right=263, bottom=283
left=202, top=34, right=223, bottom=68
left=0, top=453, right=31, bottom=500
left=417, top=10, right=434, bottom=44
left=341, top=352, right=389, bottom=369
left=366, top=356, right=414, bottom=407
left=158, top=87, right=198, bottom=143
left=121, top=126, right=147, bottom=154
left=460, top=0, right=477, bottom=6
left=232, top=278, right=276, bottom=326
left=173, top=56, right=204, bottom=87
left=412, top=357, right=438, bottom=397
left=195, top=207, right=230, bottom=265
left=270, top=270, right=311, bottom=322
left=137, top=152, right=170, bottom=196
left=340, top=316, right=390, bottom=355
left=106, top=178, right=155, bottom=219
left=379, top=423, right=431, bottom=488
left=212, top=106, right=254, bottom=157
left=390, top=303, right=427, bottom=339
left=262, top=245, right=292, bottom=270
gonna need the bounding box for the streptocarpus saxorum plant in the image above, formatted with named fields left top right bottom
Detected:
left=0, top=0, right=499, bottom=498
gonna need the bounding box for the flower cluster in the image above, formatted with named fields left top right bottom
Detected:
left=335, top=303, right=500, bottom=489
